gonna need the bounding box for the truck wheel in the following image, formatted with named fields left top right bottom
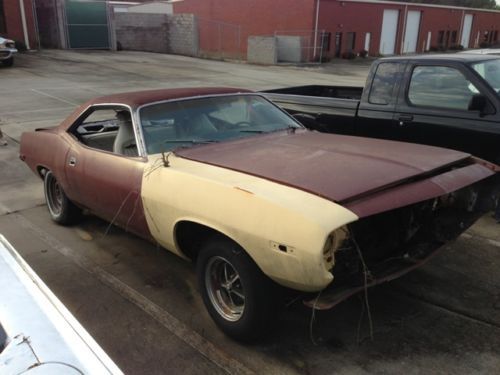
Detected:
left=2, top=57, right=13, bottom=67
left=197, top=237, right=277, bottom=341
left=44, top=170, right=81, bottom=225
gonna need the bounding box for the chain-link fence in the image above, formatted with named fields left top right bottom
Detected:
left=273, top=29, right=327, bottom=63
left=197, top=18, right=242, bottom=61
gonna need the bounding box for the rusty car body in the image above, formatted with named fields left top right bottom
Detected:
left=20, top=88, right=497, bottom=340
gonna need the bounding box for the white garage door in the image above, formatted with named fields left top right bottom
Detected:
left=461, top=14, right=473, bottom=48
left=403, top=11, right=421, bottom=53
left=380, top=9, right=399, bottom=55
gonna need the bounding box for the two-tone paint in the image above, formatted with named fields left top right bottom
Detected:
left=19, top=88, right=497, bottom=293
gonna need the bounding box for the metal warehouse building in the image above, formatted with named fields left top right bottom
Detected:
left=173, top=0, right=500, bottom=61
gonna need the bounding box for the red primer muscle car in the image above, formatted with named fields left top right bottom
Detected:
left=20, top=88, right=497, bottom=340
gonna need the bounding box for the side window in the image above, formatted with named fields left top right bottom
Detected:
left=408, top=66, right=480, bottom=110
left=368, top=62, right=401, bottom=105
left=71, top=107, right=138, bottom=157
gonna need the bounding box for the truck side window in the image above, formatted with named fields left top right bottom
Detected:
left=408, top=66, right=480, bottom=110
left=368, top=63, right=401, bottom=105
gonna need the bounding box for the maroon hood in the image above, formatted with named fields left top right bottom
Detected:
left=176, top=130, right=494, bottom=217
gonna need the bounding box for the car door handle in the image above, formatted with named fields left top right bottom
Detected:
left=398, top=114, right=413, bottom=126
left=68, top=156, right=77, bottom=167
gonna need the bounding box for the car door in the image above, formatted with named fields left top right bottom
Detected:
left=355, top=61, right=405, bottom=140
left=64, top=105, right=151, bottom=238
left=394, top=62, right=500, bottom=162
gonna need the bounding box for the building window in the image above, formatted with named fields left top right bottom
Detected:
left=0, top=0, right=6, bottom=34
left=451, top=30, right=457, bottom=45
left=320, top=31, right=331, bottom=52
left=346, top=32, right=356, bottom=52
left=438, top=30, right=445, bottom=47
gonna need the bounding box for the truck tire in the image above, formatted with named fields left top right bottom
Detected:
left=196, top=237, right=277, bottom=341
left=44, top=170, right=81, bottom=225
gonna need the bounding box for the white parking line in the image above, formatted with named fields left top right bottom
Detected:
left=14, top=213, right=256, bottom=375
left=31, top=89, right=80, bottom=106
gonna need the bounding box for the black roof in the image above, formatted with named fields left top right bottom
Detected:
left=379, top=53, right=500, bottom=63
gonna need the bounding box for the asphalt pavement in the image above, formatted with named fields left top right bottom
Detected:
left=0, top=50, right=499, bottom=374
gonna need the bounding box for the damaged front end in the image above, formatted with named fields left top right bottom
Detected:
left=306, top=179, right=496, bottom=310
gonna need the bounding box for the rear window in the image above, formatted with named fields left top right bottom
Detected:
left=368, top=62, right=402, bottom=105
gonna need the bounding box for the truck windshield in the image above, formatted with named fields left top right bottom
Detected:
left=471, top=59, right=500, bottom=95
left=139, top=95, right=302, bottom=154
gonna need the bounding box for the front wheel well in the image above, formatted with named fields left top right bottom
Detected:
left=174, top=221, right=238, bottom=261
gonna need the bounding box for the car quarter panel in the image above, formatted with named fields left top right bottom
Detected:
left=20, top=129, right=72, bottom=190
left=141, top=155, right=359, bottom=292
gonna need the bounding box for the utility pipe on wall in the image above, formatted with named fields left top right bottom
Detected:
left=313, top=0, right=321, bottom=59
left=19, top=0, right=30, bottom=49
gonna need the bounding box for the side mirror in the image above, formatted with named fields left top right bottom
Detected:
left=468, top=94, right=488, bottom=112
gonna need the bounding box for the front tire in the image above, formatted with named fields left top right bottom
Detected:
left=197, top=237, right=278, bottom=341
left=44, top=170, right=81, bottom=225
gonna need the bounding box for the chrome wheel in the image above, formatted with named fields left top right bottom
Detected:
left=46, top=173, right=63, bottom=217
left=205, top=256, right=245, bottom=322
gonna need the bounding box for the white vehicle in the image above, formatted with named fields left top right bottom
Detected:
left=0, top=37, right=17, bottom=67
left=0, top=235, right=123, bottom=374
left=458, top=48, right=500, bottom=56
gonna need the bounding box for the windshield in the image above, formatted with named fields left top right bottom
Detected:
left=139, top=94, right=302, bottom=154
left=471, top=59, right=500, bottom=94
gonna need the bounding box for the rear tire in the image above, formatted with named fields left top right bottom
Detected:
left=2, top=57, right=13, bottom=67
left=44, top=170, right=81, bottom=225
left=196, top=237, right=278, bottom=341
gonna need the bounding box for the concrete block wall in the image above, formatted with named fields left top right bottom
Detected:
left=247, top=36, right=277, bottom=65
left=114, top=13, right=169, bottom=53
left=166, top=14, right=198, bottom=56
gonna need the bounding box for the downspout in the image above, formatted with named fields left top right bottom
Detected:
left=313, top=0, right=320, bottom=59
left=31, top=0, right=41, bottom=49
left=458, top=10, right=465, bottom=47
left=19, top=0, right=30, bottom=49
left=400, top=4, right=408, bottom=54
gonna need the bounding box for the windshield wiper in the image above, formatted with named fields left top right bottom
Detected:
left=239, top=130, right=265, bottom=133
left=163, top=139, right=219, bottom=144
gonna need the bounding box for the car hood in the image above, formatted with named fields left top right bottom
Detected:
left=176, top=130, right=495, bottom=217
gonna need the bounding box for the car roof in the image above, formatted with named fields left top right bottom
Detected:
left=379, top=53, right=500, bottom=63
left=89, top=87, right=253, bottom=108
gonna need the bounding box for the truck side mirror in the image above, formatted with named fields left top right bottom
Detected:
left=468, top=94, right=487, bottom=113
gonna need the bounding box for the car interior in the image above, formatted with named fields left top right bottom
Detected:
left=72, top=108, right=139, bottom=157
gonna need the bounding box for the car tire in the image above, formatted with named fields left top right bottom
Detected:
left=44, top=170, right=81, bottom=225
left=2, top=57, right=13, bottom=67
left=197, top=237, right=278, bottom=341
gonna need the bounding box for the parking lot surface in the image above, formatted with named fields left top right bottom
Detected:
left=1, top=50, right=499, bottom=374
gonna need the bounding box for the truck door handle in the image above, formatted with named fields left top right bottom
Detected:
left=68, top=156, right=77, bottom=167
left=398, top=114, right=413, bottom=126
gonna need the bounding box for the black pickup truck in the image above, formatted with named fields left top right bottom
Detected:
left=264, top=54, right=500, bottom=164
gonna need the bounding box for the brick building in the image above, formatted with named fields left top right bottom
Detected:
left=173, top=0, right=500, bottom=60
left=0, top=0, right=38, bottom=49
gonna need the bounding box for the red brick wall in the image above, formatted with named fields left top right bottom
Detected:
left=174, top=0, right=500, bottom=59
left=1, top=0, right=38, bottom=49
left=174, top=0, right=316, bottom=56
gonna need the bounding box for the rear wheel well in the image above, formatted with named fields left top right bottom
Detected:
left=175, top=221, right=237, bottom=261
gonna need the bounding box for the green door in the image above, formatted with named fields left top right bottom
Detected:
left=65, top=0, right=109, bottom=49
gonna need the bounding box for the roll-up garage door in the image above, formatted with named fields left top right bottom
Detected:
left=380, top=9, right=399, bottom=55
